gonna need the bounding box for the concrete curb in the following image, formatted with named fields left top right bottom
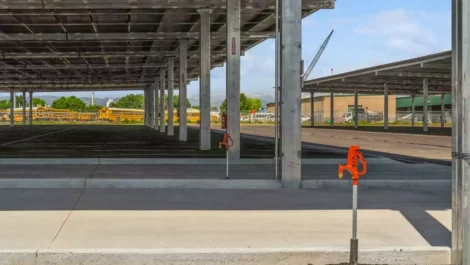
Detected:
left=0, top=247, right=450, bottom=265
left=302, top=179, right=451, bottom=190
left=85, top=179, right=282, bottom=189
left=99, top=158, right=275, bottom=165
left=0, top=178, right=85, bottom=188
left=0, top=158, right=100, bottom=165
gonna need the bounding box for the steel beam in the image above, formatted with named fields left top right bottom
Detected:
left=280, top=0, right=302, bottom=189
left=179, top=40, right=188, bottom=142
left=226, top=0, right=241, bottom=159
left=423, top=78, right=429, bottom=132
left=198, top=8, right=212, bottom=151
left=0, top=32, right=274, bottom=41
left=167, top=57, right=175, bottom=136
left=0, top=51, right=226, bottom=59
left=0, top=63, right=210, bottom=70
left=0, top=0, right=334, bottom=10
left=376, top=71, right=452, bottom=79
left=159, top=68, right=166, bottom=133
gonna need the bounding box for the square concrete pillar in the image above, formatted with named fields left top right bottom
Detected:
left=441, top=94, right=445, bottom=128
left=22, top=91, right=26, bottom=125
left=411, top=95, right=416, bottom=127
left=226, top=0, right=241, bottom=159
left=354, top=89, right=358, bottom=129
left=330, top=92, right=334, bottom=127
left=423, top=78, right=429, bottom=132
left=167, top=57, right=175, bottom=136
left=198, top=8, right=212, bottom=150
left=384, top=83, right=389, bottom=130
left=280, top=0, right=302, bottom=189
left=159, top=69, right=166, bottom=133
left=310, top=92, right=314, bottom=127
left=154, top=79, right=159, bottom=130
left=144, top=88, right=148, bottom=127
left=9, top=89, right=14, bottom=127
left=150, top=84, right=156, bottom=129
left=29, top=91, right=33, bottom=126
left=179, top=40, right=188, bottom=141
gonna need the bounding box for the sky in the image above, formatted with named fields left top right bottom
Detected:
left=1, top=0, right=452, bottom=100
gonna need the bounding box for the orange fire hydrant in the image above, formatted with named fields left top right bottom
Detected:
left=219, top=133, right=233, bottom=179
left=338, top=145, right=367, bottom=265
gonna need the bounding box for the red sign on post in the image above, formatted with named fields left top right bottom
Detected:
left=251, top=110, right=256, bottom=115
left=231, top=37, right=236, bottom=55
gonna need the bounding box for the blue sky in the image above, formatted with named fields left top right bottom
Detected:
left=2, top=0, right=452, bottom=99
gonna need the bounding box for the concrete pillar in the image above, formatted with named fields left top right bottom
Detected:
left=384, top=83, right=389, bottom=130
left=451, top=0, right=463, bottom=263
left=9, top=89, right=14, bottom=127
left=167, top=57, right=175, bottom=136
left=226, top=0, right=241, bottom=158
left=22, top=91, right=26, bottom=125
left=154, top=79, right=159, bottom=130
left=354, top=89, right=359, bottom=129
left=411, top=95, right=416, bottom=127
left=280, top=0, right=301, bottom=189
left=144, top=88, right=148, bottom=126
left=179, top=40, right=188, bottom=141
left=159, top=68, right=166, bottom=133
left=150, top=85, right=156, bottom=129
left=29, top=91, right=33, bottom=126
left=423, top=78, right=429, bottom=132
left=330, top=92, right=334, bottom=127
left=441, top=94, right=446, bottom=128
left=198, top=8, right=212, bottom=150
left=310, top=92, right=314, bottom=127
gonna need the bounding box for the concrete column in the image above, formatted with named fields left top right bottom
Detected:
left=150, top=85, right=156, bottom=129
left=411, top=95, right=416, bottom=127
left=423, top=78, right=429, bottom=132
left=179, top=40, right=188, bottom=141
left=330, top=92, right=334, bottom=127
left=441, top=94, right=446, bottom=128
left=198, top=8, right=212, bottom=150
left=9, top=89, right=14, bottom=127
left=280, top=0, right=301, bottom=189
left=226, top=0, right=241, bottom=158
left=22, top=91, right=26, bottom=125
left=354, top=89, right=359, bottom=129
left=144, top=89, right=148, bottom=126
left=159, top=68, right=166, bottom=133
left=29, top=91, right=33, bottom=126
left=384, top=83, right=389, bottom=130
left=154, top=79, right=159, bottom=130
left=167, top=57, right=175, bottom=136
left=451, top=0, right=463, bottom=263
left=310, top=92, right=314, bottom=127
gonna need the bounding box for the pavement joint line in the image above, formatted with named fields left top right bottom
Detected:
left=0, top=128, right=72, bottom=147
left=308, top=127, right=452, bottom=138
left=47, top=187, right=85, bottom=249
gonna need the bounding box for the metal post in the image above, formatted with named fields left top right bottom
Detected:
left=411, top=95, right=416, bottom=128
left=280, top=0, right=301, bottom=188
left=167, top=57, right=175, bottom=136
left=452, top=0, right=464, bottom=263
left=154, top=78, right=159, bottom=130
left=9, top=89, right=14, bottom=127
left=330, top=92, right=334, bottom=127
left=22, top=91, right=26, bottom=125
left=226, top=0, right=241, bottom=159
left=310, top=92, right=314, bottom=127
left=159, top=69, right=166, bottom=133
left=179, top=40, right=188, bottom=141
left=441, top=94, right=446, bottom=128
left=384, top=83, right=389, bottom=130
left=198, top=8, right=212, bottom=150
left=461, top=0, right=470, bottom=264
left=351, top=184, right=359, bottom=265
left=354, top=89, right=359, bottom=129
left=423, top=78, right=429, bottom=132
left=29, top=91, right=33, bottom=126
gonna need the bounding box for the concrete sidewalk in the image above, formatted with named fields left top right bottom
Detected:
left=0, top=188, right=451, bottom=264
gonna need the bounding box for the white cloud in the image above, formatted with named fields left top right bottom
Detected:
left=355, top=9, right=445, bottom=55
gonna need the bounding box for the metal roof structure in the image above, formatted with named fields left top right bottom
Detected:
left=303, top=51, right=452, bottom=95
left=0, top=0, right=334, bottom=92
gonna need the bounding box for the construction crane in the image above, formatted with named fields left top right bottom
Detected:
left=302, top=30, right=334, bottom=84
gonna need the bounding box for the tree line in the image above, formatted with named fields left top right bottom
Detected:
left=0, top=95, right=46, bottom=109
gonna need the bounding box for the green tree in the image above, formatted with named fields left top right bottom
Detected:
left=112, top=94, right=144, bottom=109
left=32, top=98, right=46, bottom=107
left=85, top=105, right=102, bottom=112
left=173, top=95, right=191, bottom=115
left=15, top=95, right=25, bottom=107
left=192, top=106, right=200, bottom=110
left=220, top=93, right=261, bottom=112
left=0, top=100, right=10, bottom=109
left=51, top=96, right=86, bottom=110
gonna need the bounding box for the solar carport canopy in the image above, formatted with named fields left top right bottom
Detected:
left=0, top=0, right=333, bottom=92
left=303, top=51, right=452, bottom=95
